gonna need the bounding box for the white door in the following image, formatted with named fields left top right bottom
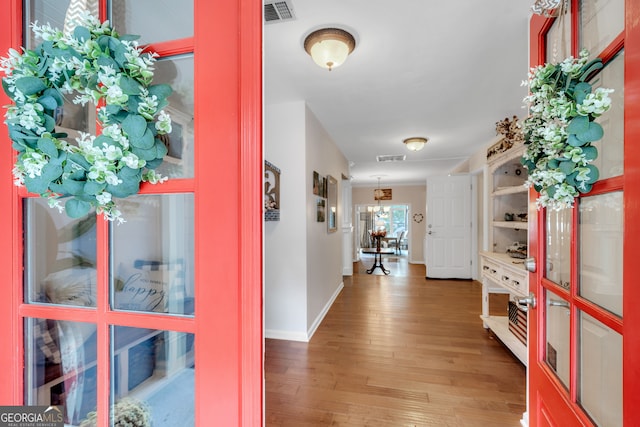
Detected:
left=425, top=175, right=472, bottom=279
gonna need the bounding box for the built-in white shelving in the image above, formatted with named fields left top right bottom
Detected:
left=480, top=315, right=527, bottom=365
left=480, top=138, right=529, bottom=366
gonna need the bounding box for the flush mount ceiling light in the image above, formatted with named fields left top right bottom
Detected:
left=403, top=137, right=428, bottom=152
left=304, top=28, right=356, bottom=71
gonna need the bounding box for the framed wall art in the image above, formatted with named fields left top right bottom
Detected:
left=316, top=198, right=326, bottom=222
left=374, top=188, right=392, bottom=201
left=313, top=171, right=320, bottom=196
left=264, top=161, right=280, bottom=221
left=327, top=175, right=337, bottom=233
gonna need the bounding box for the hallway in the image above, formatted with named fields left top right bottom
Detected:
left=265, top=255, right=526, bottom=426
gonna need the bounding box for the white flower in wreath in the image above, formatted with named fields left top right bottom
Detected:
left=22, top=151, right=48, bottom=178
left=577, top=88, right=614, bottom=115
left=122, top=153, right=144, bottom=169
left=95, top=192, right=112, bottom=205
left=155, top=110, right=173, bottom=134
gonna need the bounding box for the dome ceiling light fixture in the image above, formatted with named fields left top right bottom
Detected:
left=304, top=27, right=356, bottom=71
left=403, top=136, right=429, bottom=152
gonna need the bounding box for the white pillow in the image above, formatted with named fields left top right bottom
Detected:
left=114, top=264, right=174, bottom=313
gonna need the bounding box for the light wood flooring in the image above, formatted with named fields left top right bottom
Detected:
left=265, top=252, right=526, bottom=426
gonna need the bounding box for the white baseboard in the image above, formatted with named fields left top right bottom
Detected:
left=307, top=281, right=344, bottom=340
left=265, top=282, right=344, bottom=342
left=264, top=329, right=309, bottom=342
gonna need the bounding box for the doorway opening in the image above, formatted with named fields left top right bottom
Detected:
left=355, top=204, right=410, bottom=257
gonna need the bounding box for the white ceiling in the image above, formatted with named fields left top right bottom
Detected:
left=264, top=0, right=534, bottom=186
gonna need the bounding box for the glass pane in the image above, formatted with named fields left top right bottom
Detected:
left=153, top=55, right=195, bottom=179
left=24, top=0, right=96, bottom=135
left=590, top=51, right=624, bottom=179
left=110, top=327, right=195, bottom=427
left=389, top=206, right=408, bottom=251
left=545, top=290, right=570, bottom=389
left=25, top=318, right=97, bottom=425
left=546, top=8, right=572, bottom=63
left=545, top=207, right=572, bottom=289
left=111, top=194, right=194, bottom=315
left=579, top=0, right=624, bottom=56
left=110, top=0, right=194, bottom=45
left=24, top=199, right=97, bottom=307
left=579, top=192, right=623, bottom=316
left=24, top=0, right=99, bottom=49
left=578, top=312, right=622, bottom=426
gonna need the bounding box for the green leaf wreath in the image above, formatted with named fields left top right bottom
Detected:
left=1, top=12, right=173, bottom=223
left=521, top=49, right=613, bottom=210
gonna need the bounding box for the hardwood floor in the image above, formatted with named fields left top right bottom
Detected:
left=265, top=253, right=526, bottom=426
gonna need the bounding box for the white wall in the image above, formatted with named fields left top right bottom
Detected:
left=351, top=185, right=426, bottom=264
left=264, top=101, right=308, bottom=340
left=305, top=105, right=349, bottom=336
left=264, top=102, right=349, bottom=341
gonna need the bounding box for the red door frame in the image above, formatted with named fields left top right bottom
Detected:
left=194, top=1, right=263, bottom=424
left=0, top=1, right=263, bottom=425
left=528, top=0, right=640, bottom=425
left=0, top=0, right=22, bottom=403
left=623, top=0, right=640, bottom=420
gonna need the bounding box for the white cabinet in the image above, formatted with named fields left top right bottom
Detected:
left=480, top=137, right=529, bottom=365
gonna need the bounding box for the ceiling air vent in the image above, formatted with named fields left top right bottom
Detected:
left=264, top=1, right=296, bottom=24
left=376, top=154, right=406, bottom=162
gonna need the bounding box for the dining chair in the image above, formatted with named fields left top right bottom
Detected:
left=394, top=231, right=405, bottom=254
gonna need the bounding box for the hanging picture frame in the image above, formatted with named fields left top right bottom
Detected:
left=316, top=198, right=326, bottom=222
left=322, top=176, right=327, bottom=198
left=327, top=175, right=337, bottom=233
left=264, top=161, right=280, bottom=221
left=313, top=171, right=321, bottom=196
left=374, top=188, right=392, bottom=201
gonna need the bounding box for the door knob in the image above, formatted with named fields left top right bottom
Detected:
left=428, top=231, right=434, bottom=235
left=524, top=257, right=537, bottom=273
left=517, top=292, right=537, bottom=312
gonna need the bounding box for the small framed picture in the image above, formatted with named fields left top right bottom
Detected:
left=313, top=171, right=320, bottom=195
left=374, top=188, right=392, bottom=201
left=327, top=175, right=337, bottom=233
left=322, top=177, right=327, bottom=198
left=316, top=198, right=326, bottom=222
left=264, top=161, right=280, bottom=221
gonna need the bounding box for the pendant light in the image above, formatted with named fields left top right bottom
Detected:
left=373, top=177, right=390, bottom=219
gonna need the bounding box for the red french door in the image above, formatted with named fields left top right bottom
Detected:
left=528, top=0, right=640, bottom=425
left=0, top=1, right=262, bottom=426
